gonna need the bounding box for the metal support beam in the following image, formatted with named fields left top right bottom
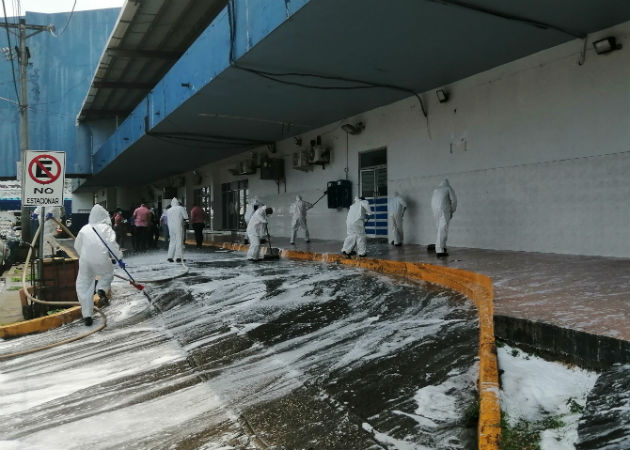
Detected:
left=92, top=81, right=154, bottom=89
left=106, top=48, right=181, bottom=60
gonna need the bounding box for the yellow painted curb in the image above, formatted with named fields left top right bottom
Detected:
left=0, top=306, right=82, bottom=339
left=0, top=293, right=106, bottom=339
left=206, top=240, right=501, bottom=450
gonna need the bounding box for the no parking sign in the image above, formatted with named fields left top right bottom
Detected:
left=22, top=150, right=66, bottom=207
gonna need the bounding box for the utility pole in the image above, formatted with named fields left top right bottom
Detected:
left=0, top=19, right=54, bottom=243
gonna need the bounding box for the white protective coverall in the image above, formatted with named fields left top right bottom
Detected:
left=290, top=195, right=313, bottom=244
left=431, top=179, right=457, bottom=254
left=341, top=197, right=372, bottom=256
left=246, top=206, right=269, bottom=260
left=244, top=197, right=261, bottom=225
left=388, top=192, right=407, bottom=246
left=166, top=198, right=188, bottom=260
left=41, top=206, right=64, bottom=257
left=74, top=204, right=122, bottom=319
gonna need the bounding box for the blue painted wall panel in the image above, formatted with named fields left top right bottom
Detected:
left=0, top=22, right=21, bottom=177
left=93, top=0, right=311, bottom=175
left=0, top=9, right=119, bottom=178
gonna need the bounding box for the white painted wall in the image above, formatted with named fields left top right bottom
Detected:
left=188, top=22, right=630, bottom=257
left=71, top=191, right=94, bottom=214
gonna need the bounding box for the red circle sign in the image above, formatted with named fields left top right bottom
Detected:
left=28, top=154, right=62, bottom=185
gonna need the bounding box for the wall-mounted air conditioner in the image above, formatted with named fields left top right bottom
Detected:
left=307, top=136, right=330, bottom=167
left=309, top=145, right=330, bottom=165
left=293, top=150, right=311, bottom=171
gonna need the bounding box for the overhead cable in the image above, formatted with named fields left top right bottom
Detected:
left=233, top=63, right=428, bottom=119
left=426, top=0, right=586, bottom=39
left=49, top=0, right=77, bottom=38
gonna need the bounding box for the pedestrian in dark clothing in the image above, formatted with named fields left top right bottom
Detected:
left=190, top=203, right=208, bottom=248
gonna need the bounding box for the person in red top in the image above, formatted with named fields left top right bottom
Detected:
left=189, top=203, right=208, bottom=248
left=112, top=209, right=127, bottom=248
left=132, top=203, right=153, bottom=252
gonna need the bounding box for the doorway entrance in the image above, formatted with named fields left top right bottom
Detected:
left=221, top=180, right=248, bottom=231
left=359, top=148, right=387, bottom=238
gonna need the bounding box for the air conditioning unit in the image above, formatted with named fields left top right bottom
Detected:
left=293, top=150, right=311, bottom=171
left=309, top=145, right=330, bottom=165
left=239, top=159, right=256, bottom=175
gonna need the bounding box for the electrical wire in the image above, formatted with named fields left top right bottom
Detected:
left=234, top=63, right=428, bottom=119
left=426, top=0, right=585, bottom=39
left=49, top=0, right=77, bottom=38
left=1, top=0, right=20, bottom=105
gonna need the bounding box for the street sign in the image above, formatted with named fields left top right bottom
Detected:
left=22, top=150, right=66, bottom=207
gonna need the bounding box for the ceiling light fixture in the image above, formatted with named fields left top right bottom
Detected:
left=593, top=36, right=622, bottom=55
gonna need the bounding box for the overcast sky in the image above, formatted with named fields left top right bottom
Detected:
left=2, top=0, right=124, bottom=16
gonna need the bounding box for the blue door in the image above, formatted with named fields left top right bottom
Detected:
left=360, top=166, right=388, bottom=238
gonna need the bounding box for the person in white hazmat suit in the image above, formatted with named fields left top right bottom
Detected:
left=388, top=191, right=407, bottom=246
left=430, top=179, right=457, bottom=257
left=166, top=198, right=188, bottom=262
left=290, top=195, right=313, bottom=244
left=41, top=206, right=64, bottom=257
left=246, top=206, right=273, bottom=261
left=341, top=197, right=372, bottom=257
left=243, top=197, right=262, bottom=244
left=74, top=204, right=123, bottom=326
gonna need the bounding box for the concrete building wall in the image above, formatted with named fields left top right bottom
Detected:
left=197, top=22, right=629, bottom=258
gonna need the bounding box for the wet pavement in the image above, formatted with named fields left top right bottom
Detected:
left=0, top=248, right=480, bottom=450
left=201, top=233, right=630, bottom=341
left=576, top=363, right=630, bottom=450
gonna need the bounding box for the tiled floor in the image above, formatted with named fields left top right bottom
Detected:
left=201, top=232, right=630, bottom=341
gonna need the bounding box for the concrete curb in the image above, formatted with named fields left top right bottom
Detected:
left=0, top=304, right=83, bottom=338
left=203, top=240, right=501, bottom=450
left=0, top=293, right=105, bottom=339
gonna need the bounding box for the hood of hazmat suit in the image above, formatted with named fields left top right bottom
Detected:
left=431, top=179, right=457, bottom=218
left=167, top=198, right=189, bottom=231
left=75, top=204, right=122, bottom=265
left=89, top=204, right=112, bottom=226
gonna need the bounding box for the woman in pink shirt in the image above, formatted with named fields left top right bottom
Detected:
left=132, top=203, right=153, bottom=251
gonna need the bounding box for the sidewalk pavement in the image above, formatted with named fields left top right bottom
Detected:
left=200, top=232, right=630, bottom=342
left=0, top=265, right=26, bottom=326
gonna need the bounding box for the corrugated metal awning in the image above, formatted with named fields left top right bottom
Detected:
left=77, top=0, right=228, bottom=122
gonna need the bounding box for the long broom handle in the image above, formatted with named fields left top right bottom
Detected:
left=310, top=190, right=328, bottom=207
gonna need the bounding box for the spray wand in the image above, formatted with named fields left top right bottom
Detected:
left=91, top=226, right=145, bottom=291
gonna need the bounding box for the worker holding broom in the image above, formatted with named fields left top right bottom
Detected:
left=75, top=204, right=124, bottom=326
left=246, top=206, right=273, bottom=261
